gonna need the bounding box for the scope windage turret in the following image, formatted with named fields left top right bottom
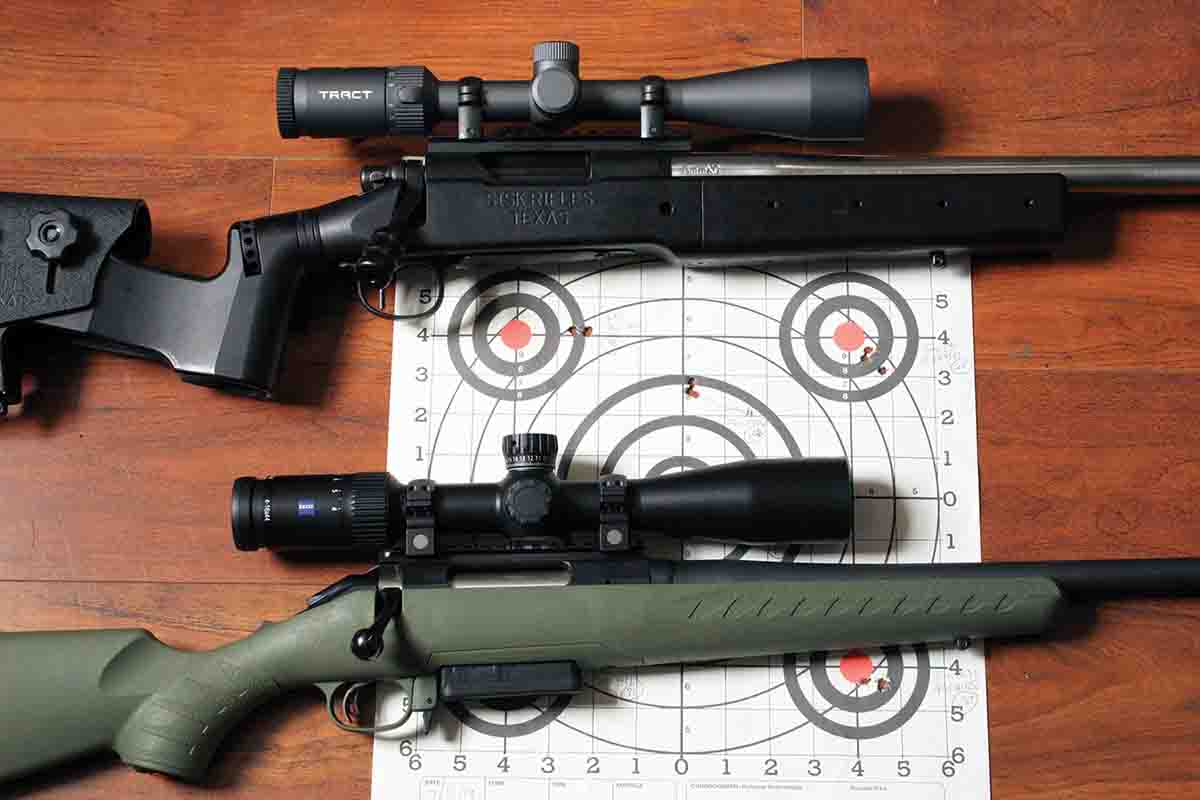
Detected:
left=276, top=41, right=869, bottom=141
left=232, top=434, right=853, bottom=554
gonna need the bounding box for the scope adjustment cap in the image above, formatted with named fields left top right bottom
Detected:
left=503, top=433, right=559, bottom=470
left=533, top=41, right=579, bottom=64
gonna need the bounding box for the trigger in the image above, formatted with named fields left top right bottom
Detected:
left=317, top=681, right=345, bottom=724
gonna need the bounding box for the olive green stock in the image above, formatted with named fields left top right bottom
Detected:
left=399, top=575, right=1066, bottom=668
left=0, top=588, right=410, bottom=783
left=1, top=573, right=1067, bottom=784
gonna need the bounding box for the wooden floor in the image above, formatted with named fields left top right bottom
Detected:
left=2, top=1, right=1200, bottom=797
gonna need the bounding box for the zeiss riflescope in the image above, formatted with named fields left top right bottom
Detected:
left=232, top=433, right=853, bottom=555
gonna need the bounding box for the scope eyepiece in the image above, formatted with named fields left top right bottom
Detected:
left=232, top=472, right=392, bottom=552
left=232, top=434, right=853, bottom=556
left=277, top=41, right=869, bottom=141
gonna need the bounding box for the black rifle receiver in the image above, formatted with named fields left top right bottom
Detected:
left=274, top=42, right=1200, bottom=326
left=8, top=44, right=1200, bottom=413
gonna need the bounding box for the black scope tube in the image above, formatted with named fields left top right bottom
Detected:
left=277, top=58, right=868, bottom=141
left=232, top=457, right=853, bottom=553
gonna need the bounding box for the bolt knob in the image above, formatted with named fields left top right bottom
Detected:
left=26, top=210, right=78, bottom=261
left=351, top=628, right=384, bottom=660
left=502, top=433, right=559, bottom=470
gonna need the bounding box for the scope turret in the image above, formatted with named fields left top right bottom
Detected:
left=232, top=433, right=853, bottom=555
left=276, top=41, right=869, bottom=141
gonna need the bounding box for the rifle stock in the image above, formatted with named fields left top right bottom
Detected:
left=10, top=557, right=1200, bottom=783
left=0, top=587, right=405, bottom=783
left=401, top=573, right=1065, bottom=668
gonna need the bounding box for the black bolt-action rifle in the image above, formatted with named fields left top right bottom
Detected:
left=5, top=42, right=1200, bottom=414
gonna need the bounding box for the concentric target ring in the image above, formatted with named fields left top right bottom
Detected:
left=445, top=694, right=573, bottom=738
left=782, top=645, right=931, bottom=739
left=472, top=294, right=561, bottom=376
left=557, top=375, right=805, bottom=562
left=805, top=296, right=895, bottom=381
left=556, top=374, right=802, bottom=478
left=447, top=269, right=586, bottom=402
left=808, top=649, right=904, bottom=714
left=601, top=416, right=756, bottom=475
left=779, top=272, right=920, bottom=402
left=645, top=455, right=709, bottom=478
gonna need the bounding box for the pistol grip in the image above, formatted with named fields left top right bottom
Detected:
left=0, top=587, right=414, bottom=783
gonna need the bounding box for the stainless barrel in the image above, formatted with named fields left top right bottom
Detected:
left=671, top=155, right=1200, bottom=192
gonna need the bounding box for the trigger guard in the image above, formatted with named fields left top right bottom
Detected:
left=322, top=679, right=415, bottom=735
left=353, top=262, right=445, bottom=322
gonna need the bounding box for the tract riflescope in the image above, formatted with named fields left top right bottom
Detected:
left=276, top=41, right=869, bottom=141
left=232, top=433, right=852, bottom=555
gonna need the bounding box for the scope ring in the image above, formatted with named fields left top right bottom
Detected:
left=327, top=678, right=415, bottom=734
left=354, top=263, right=445, bottom=321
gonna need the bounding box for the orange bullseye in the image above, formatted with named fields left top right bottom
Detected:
left=839, top=650, right=874, bottom=684
left=499, top=318, right=533, bottom=350
left=833, top=320, right=867, bottom=352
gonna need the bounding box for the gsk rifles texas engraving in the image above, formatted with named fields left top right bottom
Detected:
left=485, top=189, right=596, bottom=225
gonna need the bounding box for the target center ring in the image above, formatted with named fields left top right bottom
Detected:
left=783, top=645, right=931, bottom=740
left=808, top=648, right=906, bottom=714
left=473, top=293, right=561, bottom=376
left=779, top=272, right=921, bottom=403
left=446, top=269, right=586, bottom=402
left=805, top=295, right=895, bottom=380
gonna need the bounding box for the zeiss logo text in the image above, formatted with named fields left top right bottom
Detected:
left=318, top=90, right=374, bottom=101
left=297, top=499, right=317, bottom=518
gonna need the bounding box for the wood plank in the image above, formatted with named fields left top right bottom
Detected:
left=805, top=0, right=1200, bottom=155
left=0, top=0, right=807, bottom=159
left=2, top=2, right=1200, bottom=797
left=974, top=197, right=1200, bottom=373
left=977, top=371, right=1200, bottom=561
left=0, top=156, right=387, bottom=584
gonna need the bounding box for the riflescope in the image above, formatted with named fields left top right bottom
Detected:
left=277, top=41, right=869, bottom=141
left=232, top=433, right=852, bottom=555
